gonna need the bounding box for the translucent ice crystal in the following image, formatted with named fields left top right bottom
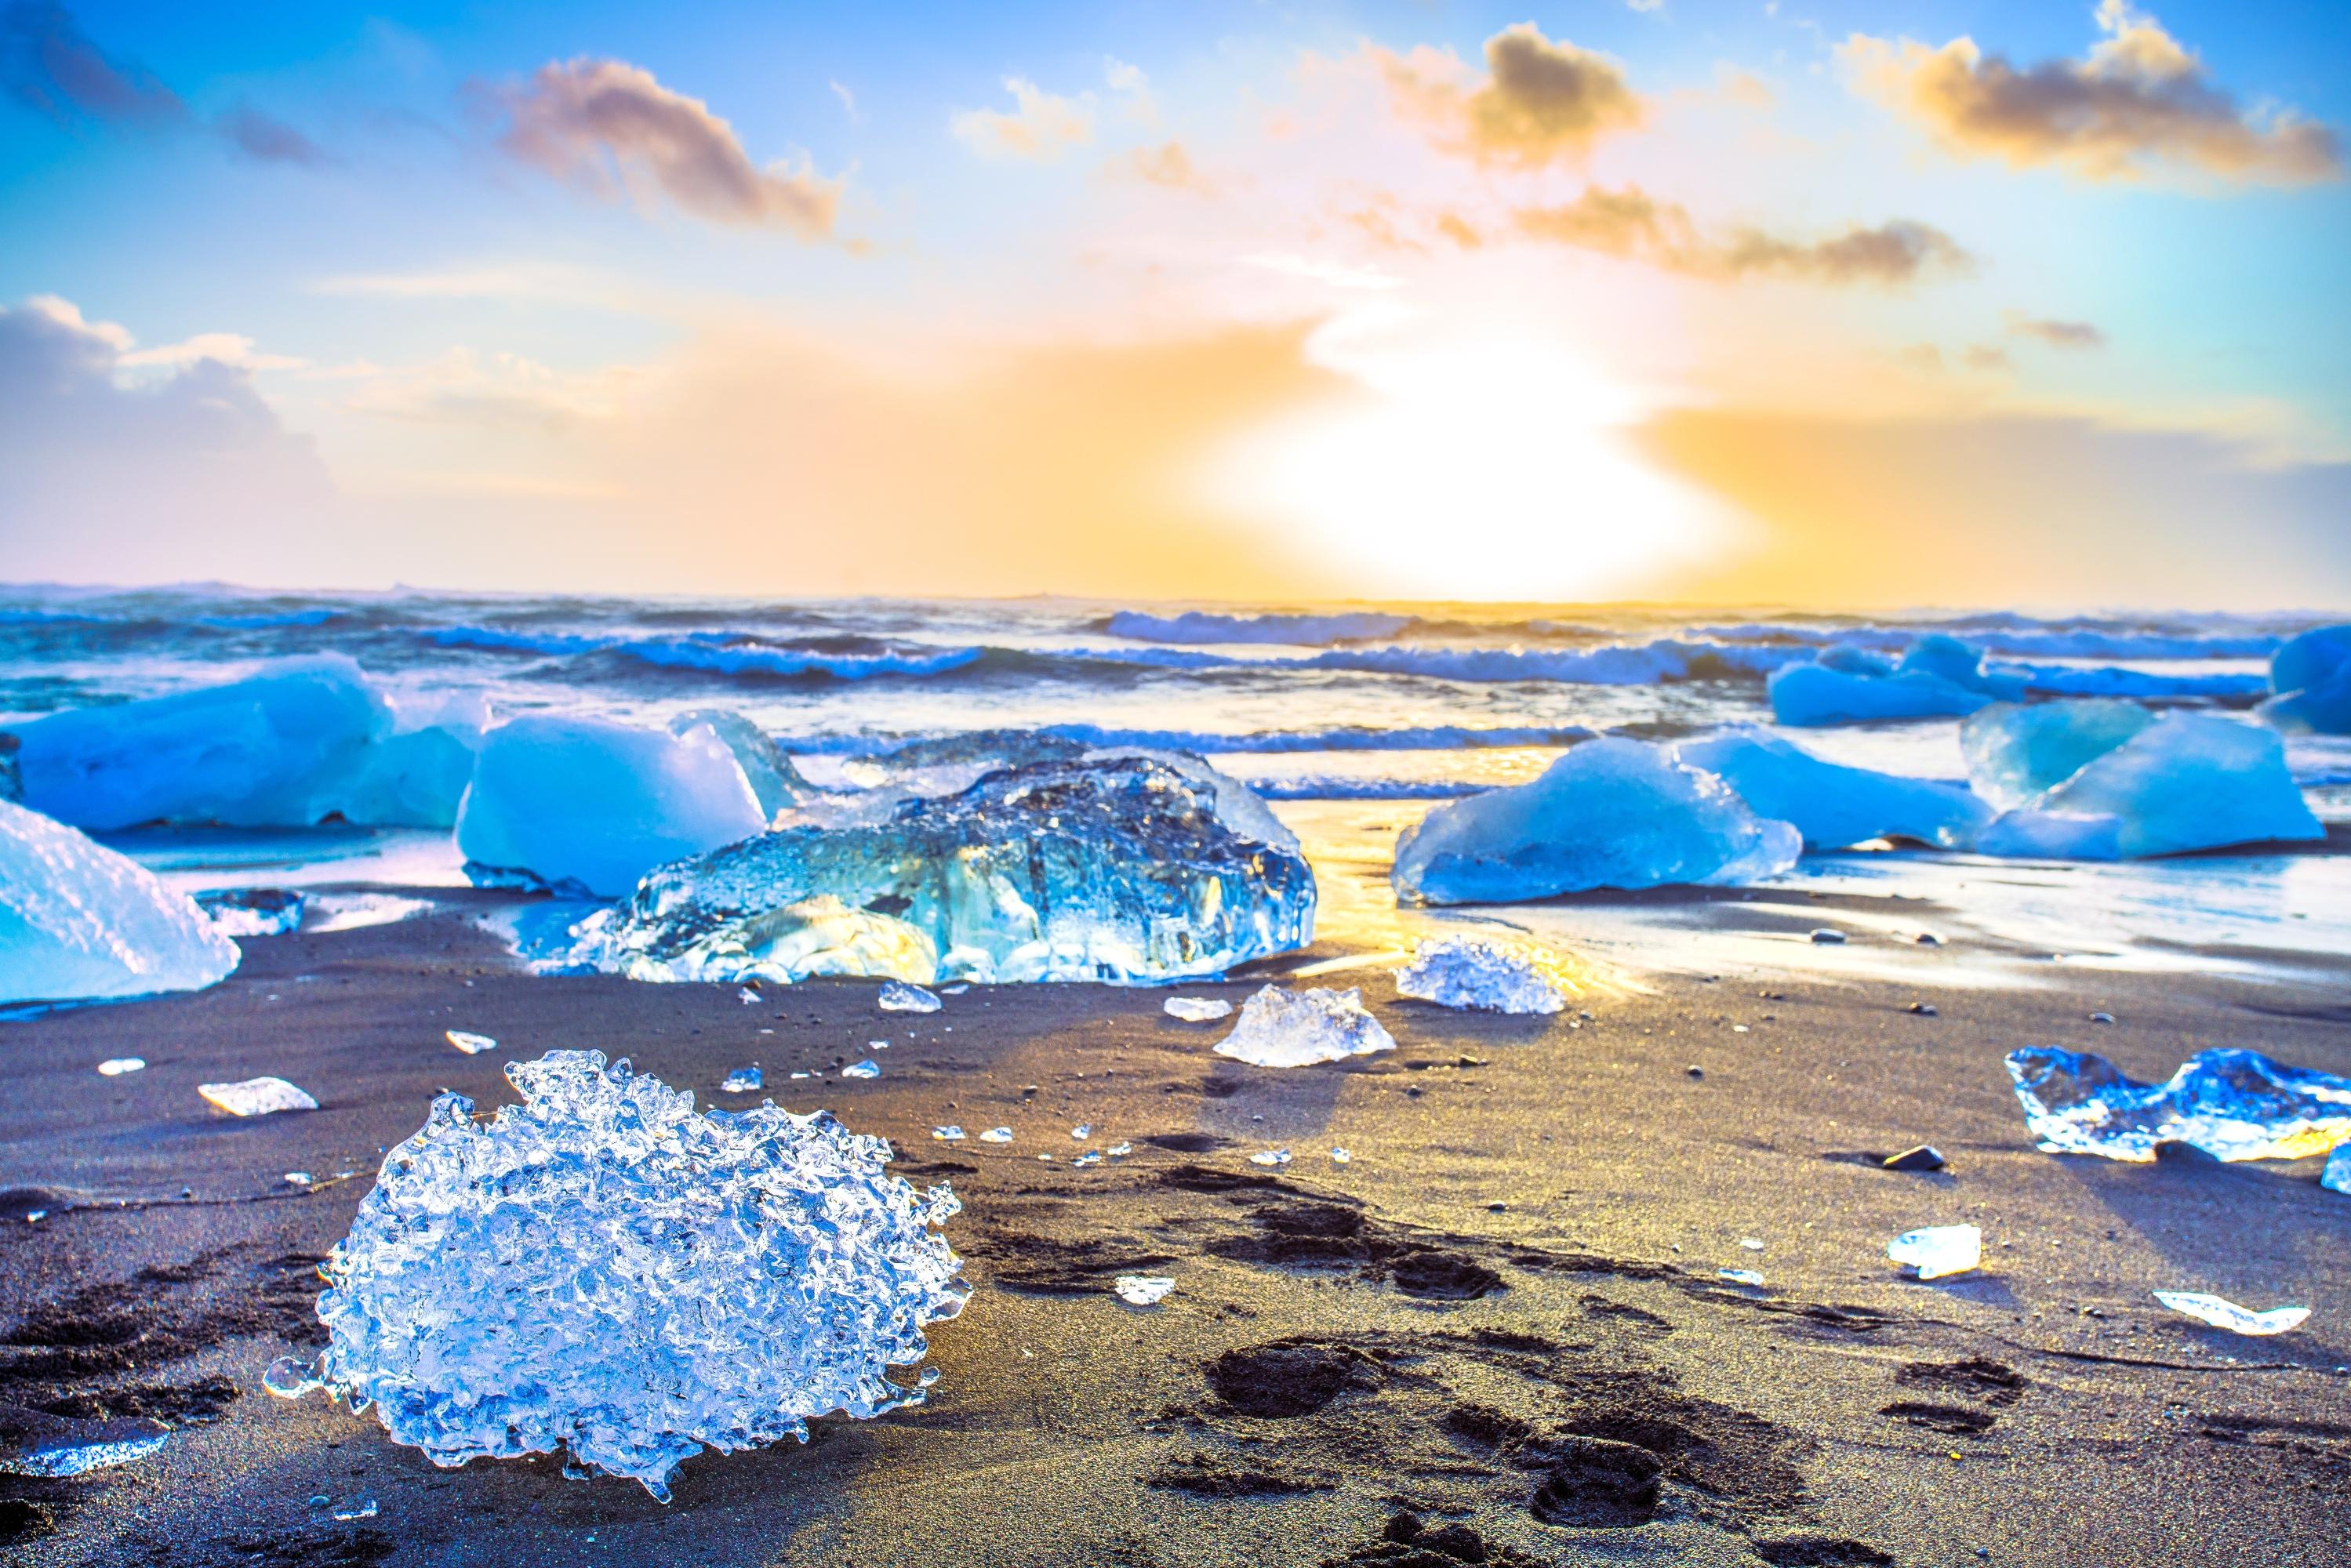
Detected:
left=1164, top=996, right=1232, bottom=1022
left=0, top=799, right=239, bottom=1004
left=1113, top=1276, right=1175, bottom=1307
left=979, top=1127, right=1014, bottom=1142
left=1887, top=1224, right=1980, bottom=1281
left=1978, top=712, right=2321, bottom=860
left=198, top=1076, right=318, bottom=1116
left=2258, top=623, right=2351, bottom=735
left=721, top=1066, right=762, bottom=1092
left=97, top=1057, right=144, bottom=1076
left=1960, top=700, right=2155, bottom=811
left=2005, top=1046, right=2351, bottom=1163
left=878, top=980, right=942, bottom=1014
left=1677, top=727, right=1991, bottom=850
left=1393, top=936, right=1571, bottom=1014
left=444, top=1029, right=497, bottom=1054
left=841, top=1059, right=881, bottom=1080
left=291, top=1050, right=966, bottom=1499
left=668, top=709, right=812, bottom=820
left=0, top=1407, right=169, bottom=1478
left=2326, top=1143, right=2351, bottom=1196
left=197, top=887, right=307, bottom=938
left=2153, top=1291, right=2308, bottom=1336
left=1215, top=985, right=1397, bottom=1068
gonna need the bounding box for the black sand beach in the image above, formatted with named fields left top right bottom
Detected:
left=2, top=890, right=2347, bottom=1567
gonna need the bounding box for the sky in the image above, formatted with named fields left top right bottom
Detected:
left=2, top=0, right=2348, bottom=608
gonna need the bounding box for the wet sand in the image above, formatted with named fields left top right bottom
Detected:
left=2, top=895, right=2347, bottom=1567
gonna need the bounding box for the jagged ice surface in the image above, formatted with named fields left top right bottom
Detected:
left=2004, top=1046, right=2351, bottom=1162
left=1960, top=700, right=2156, bottom=811
left=1393, top=936, right=1569, bottom=1014
left=1675, top=727, right=1990, bottom=850
left=1215, top=985, right=1397, bottom=1067
left=296, top=1051, right=966, bottom=1499
left=0, top=799, right=238, bottom=1004
left=1978, top=713, right=2321, bottom=859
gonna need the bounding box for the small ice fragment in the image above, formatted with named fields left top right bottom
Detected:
left=285, top=1172, right=312, bottom=1186
left=1809, top=928, right=1847, bottom=945
left=1070, top=1124, right=1092, bottom=1140
left=789, top=1071, right=810, bottom=1080
left=1739, top=1237, right=1765, bottom=1251
left=24, top=1211, right=44, bottom=1224
left=2324, top=1143, right=2351, bottom=1196
left=2153, top=1291, right=2309, bottom=1337
left=263, top=1355, right=322, bottom=1398
left=1718, top=1269, right=1765, bottom=1287
left=2089, top=1012, right=2115, bottom=1025
left=1113, top=1275, right=1175, bottom=1307
left=942, top=984, right=970, bottom=996
left=97, top=1057, right=145, bottom=1076
left=932, top=1126, right=965, bottom=1142
left=445, top=1029, right=498, bottom=1054
left=980, top=1127, right=1014, bottom=1143
left=721, top=1067, right=763, bottom=1094
left=198, top=887, right=309, bottom=938
left=841, top=1060, right=881, bottom=1080
left=1888, top=1224, right=1981, bottom=1281
left=2005, top=1047, right=2351, bottom=1162
left=1330, top=1148, right=1351, bottom=1163
left=0, top=1406, right=170, bottom=1478
left=1107, top=1142, right=1132, bottom=1158
left=332, top=1497, right=378, bottom=1522
left=1036, top=1153, right=1056, bottom=1163
left=1164, top=996, right=1232, bottom=1022
left=1883, top=1145, right=1947, bottom=1172
left=738, top=987, right=759, bottom=1004
left=1393, top=935, right=1570, bottom=1014
left=1215, top=985, right=1397, bottom=1069
left=878, top=981, right=942, bottom=1014
left=198, top=1077, right=318, bottom=1117
left=1249, top=1149, right=1292, bottom=1167
left=1073, top=1151, right=1102, bottom=1167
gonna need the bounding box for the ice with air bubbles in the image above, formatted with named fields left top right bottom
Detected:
left=1393, top=936, right=1570, bottom=1014
left=1215, top=985, right=1397, bottom=1067
left=2004, top=1046, right=2351, bottom=1163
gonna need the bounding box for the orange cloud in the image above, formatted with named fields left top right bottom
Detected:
left=2006, top=314, right=2107, bottom=349
left=1512, top=186, right=1973, bottom=286
left=1123, top=139, right=1214, bottom=194
left=1376, top=24, right=1643, bottom=167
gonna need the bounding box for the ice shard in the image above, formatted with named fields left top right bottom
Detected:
left=878, top=980, right=942, bottom=1014
left=1164, top=996, right=1232, bottom=1022
left=1391, top=738, right=1800, bottom=906
left=1215, top=985, right=1397, bottom=1067
left=2325, top=1142, right=2351, bottom=1197
left=1676, top=727, right=1990, bottom=849
left=576, top=752, right=1314, bottom=985
left=1887, top=1225, right=1979, bottom=1281
left=198, top=1076, right=318, bottom=1116
left=0, top=798, right=239, bottom=1004
left=2153, top=1292, right=2309, bottom=1337
left=1960, top=699, right=2155, bottom=811
left=2004, top=1046, right=2351, bottom=1162
left=1393, top=936, right=1571, bottom=1014
left=668, top=709, right=812, bottom=820
left=287, top=1050, right=966, bottom=1499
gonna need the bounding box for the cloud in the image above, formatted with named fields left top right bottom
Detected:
left=1840, top=2, right=2342, bottom=186
left=0, top=1, right=184, bottom=128
left=217, top=105, right=329, bottom=165
left=2007, top=313, right=2107, bottom=349
left=1960, top=345, right=2011, bottom=372
left=1104, top=58, right=1146, bottom=96
left=1512, top=185, right=1973, bottom=285
left=1123, top=139, right=1213, bottom=194
left=118, top=331, right=306, bottom=372
left=345, top=347, right=642, bottom=431
left=490, top=58, right=841, bottom=234
left=950, top=77, right=1093, bottom=159
left=1377, top=23, right=1644, bottom=168
left=1238, top=252, right=1403, bottom=291
left=828, top=79, right=859, bottom=122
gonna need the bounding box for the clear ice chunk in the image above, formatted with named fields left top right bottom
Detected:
left=667, top=709, right=812, bottom=820
left=97, top=1057, right=145, bottom=1076
left=197, top=887, right=307, bottom=938
left=979, top=1127, right=1014, bottom=1143
left=1070, top=1124, right=1091, bottom=1139
left=0, top=799, right=239, bottom=1004
left=878, top=981, right=942, bottom=1014
left=841, top=1060, right=881, bottom=1080
left=577, top=752, right=1314, bottom=985
left=1676, top=727, right=1991, bottom=850
left=1392, top=738, right=1800, bottom=905
left=2153, top=1291, right=2309, bottom=1336
left=2325, top=1143, right=2351, bottom=1196
left=1769, top=634, right=2021, bottom=728
left=444, top=1029, right=498, bottom=1055
left=932, top=1126, right=965, bottom=1142
left=1960, top=700, right=2155, bottom=811
left=1979, top=713, right=2321, bottom=860
left=2257, top=623, right=2351, bottom=735
left=1717, top=1269, right=1765, bottom=1287
left=1113, top=1275, right=1175, bottom=1307
left=198, top=1076, right=318, bottom=1116
left=0, top=1406, right=169, bottom=1477
left=332, top=1497, right=379, bottom=1522
left=296, top=1050, right=966, bottom=1498
left=721, top=1067, right=762, bottom=1093
left=1164, top=996, right=1232, bottom=1022
left=1215, top=985, right=1397, bottom=1068
left=1393, top=936, right=1571, bottom=1014
left=1887, top=1224, right=1980, bottom=1280
left=456, top=713, right=767, bottom=898
left=2005, top=1046, right=2351, bottom=1162
left=1249, top=1149, right=1292, bottom=1167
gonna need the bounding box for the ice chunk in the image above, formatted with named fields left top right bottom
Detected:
left=1983, top=714, right=2320, bottom=860
left=2325, top=1142, right=2351, bottom=1196
left=1393, top=936, right=1570, bottom=1014
left=339, top=689, right=489, bottom=829
left=1960, top=700, right=2156, bottom=811
left=196, top=887, right=307, bottom=938
left=579, top=753, right=1314, bottom=985
left=574, top=895, right=937, bottom=985
left=1717, top=1269, right=1765, bottom=1287
left=0, top=1406, right=169, bottom=1477
left=721, top=1067, right=762, bottom=1093
left=1215, top=985, right=1397, bottom=1068
left=444, top=1029, right=498, bottom=1055
left=1164, top=996, right=1232, bottom=1022
left=878, top=980, right=942, bottom=1014
left=1887, top=1224, right=1980, bottom=1280
left=2005, top=1046, right=2351, bottom=1162
left=1112, top=1275, right=1175, bottom=1306
left=2153, top=1291, right=2308, bottom=1336
left=1768, top=633, right=2031, bottom=728
left=97, top=1056, right=144, bottom=1076
left=1070, top=1124, right=1091, bottom=1139
left=1973, top=809, right=2123, bottom=860
left=668, top=709, right=812, bottom=820
left=979, top=1127, right=1014, bottom=1143
left=1248, top=1149, right=1292, bottom=1167
left=1676, top=727, right=1991, bottom=850
left=841, top=1060, right=881, bottom=1080
left=199, top=1076, right=318, bottom=1116
left=1392, top=738, right=1800, bottom=906
left=456, top=713, right=767, bottom=898
left=2258, top=623, right=2351, bottom=735
left=0, top=799, right=238, bottom=1004
left=293, top=1050, right=966, bottom=1499
left=932, top=1125, right=965, bottom=1142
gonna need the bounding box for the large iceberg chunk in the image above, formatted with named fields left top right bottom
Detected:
left=668, top=709, right=812, bottom=820
left=339, top=691, right=489, bottom=829
left=1675, top=727, right=1990, bottom=849
left=1393, top=936, right=1570, bottom=1014
left=1215, top=985, right=1397, bottom=1066
left=282, top=1051, right=965, bottom=1500
left=1979, top=713, right=2320, bottom=858
left=578, top=752, right=1314, bottom=984
left=2258, top=623, right=2351, bottom=735
left=0, top=799, right=239, bottom=1004
left=1768, top=635, right=2021, bottom=728
left=1391, top=738, right=1800, bottom=906
left=456, top=714, right=767, bottom=898
left=1960, top=699, right=2155, bottom=811
left=2004, top=1045, right=2351, bottom=1162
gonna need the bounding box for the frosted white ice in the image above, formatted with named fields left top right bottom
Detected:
left=97, top=1057, right=144, bottom=1076
left=197, top=887, right=307, bottom=938
left=1394, top=936, right=1570, bottom=1014
left=444, top=1029, right=497, bottom=1054
left=1215, top=985, right=1397, bottom=1068
left=841, top=1060, right=881, bottom=1080
left=721, top=1067, right=762, bottom=1093
left=1112, top=1275, right=1176, bottom=1306
left=2153, top=1291, right=2308, bottom=1336
left=878, top=981, right=942, bottom=1014
left=1164, top=996, right=1232, bottom=1022
left=198, top=1076, right=318, bottom=1116
left=1887, top=1224, right=1980, bottom=1281
left=0, top=800, right=238, bottom=1004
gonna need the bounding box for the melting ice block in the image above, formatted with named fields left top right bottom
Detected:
left=2153, top=1292, right=2308, bottom=1337
left=197, top=887, right=306, bottom=938
left=456, top=713, right=767, bottom=898
left=1887, top=1224, right=1980, bottom=1281
left=289, top=1050, right=966, bottom=1499
left=1164, top=996, right=1232, bottom=1022
left=1768, top=635, right=2021, bottom=728
left=445, top=1029, right=497, bottom=1054
left=0, top=799, right=239, bottom=1004
left=878, top=980, right=941, bottom=1014
left=669, top=709, right=812, bottom=820
left=576, top=753, right=1314, bottom=985
left=198, top=1076, right=318, bottom=1116
left=1676, top=728, right=1990, bottom=850
left=2004, top=1046, right=2351, bottom=1162
left=2257, top=623, right=2351, bottom=735
left=1112, top=1275, right=1176, bottom=1307
left=1960, top=700, right=2156, bottom=811
left=1393, top=936, right=1571, bottom=1014
left=1215, top=985, right=1397, bottom=1067
left=339, top=691, right=489, bottom=829
left=1391, top=738, right=1800, bottom=905
left=1979, top=713, right=2321, bottom=860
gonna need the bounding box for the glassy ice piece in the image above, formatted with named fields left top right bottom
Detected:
left=1394, top=936, right=1570, bottom=1014
left=2153, top=1291, right=2309, bottom=1336
left=1113, top=1275, right=1176, bottom=1307
left=668, top=709, right=812, bottom=820
left=1990, top=713, right=2322, bottom=859
left=263, top=1354, right=323, bottom=1399
left=932, top=1126, right=965, bottom=1142
left=332, top=1497, right=379, bottom=1522
left=1073, top=1150, right=1102, bottom=1167
left=296, top=1050, right=966, bottom=1499
left=576, top=895, right=937, bottom=985
left=1677, top=727, right=1992, bottom=850
left=1717, top=1269, right=1765, bottom=1287
left=338, top=690, right=489, bottom=829
left=580, top=752, right=1314, bottom=985
left=2005, top=1046, right=2351, bottom=1162
left=721, top=1067, right=762, bottom=1093
left=1108, top=1142, right=1132, bottom=1157
left=1164, top=996, right=1232, bottom=1022
left=2324, top=1143, right=2351, bottom=1196
left=1768, top=662, right=1993, bottom=728
left=878, top=981, right=942, bottom=1014
left=285, top=1172, right=313, bottom=1185
left=445, top=1029, right=498, bottom=1055
left=98, top=1057, right=145, bottom=1076
left=1249, top=1149, right=1292, bottom=1167
left=0, top=1406, right=169, bottom=1478
left=841, top=1060, right=880, bottom=1080
left=1070, top=1125, right=1091, bottom=1140
left=197, top=887, right=307, bottom=938
left=1960, top=700, right=2155, bottom=811
left=979, top=1127, right=1014, bottom=1143
left=1739, top=1237, right=1765, bottom=1251
left=1330, top=1148, right=1350, bottom=1163
left=1393, top=739, right=1800, bottom=906
left=1975, top=809, right=2122, bottom=861
left=198, top=1076, right=318, bottom=1117
left=1888, top=1224, right=1980, bottom=1280
left=2257, top=623, right=2351, bottom=735
left=1215, top=985, right=1397, bottom=1068
left=0, top=800, right=239, bottom=1004
left=456, top=713, right=766, bottom=898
